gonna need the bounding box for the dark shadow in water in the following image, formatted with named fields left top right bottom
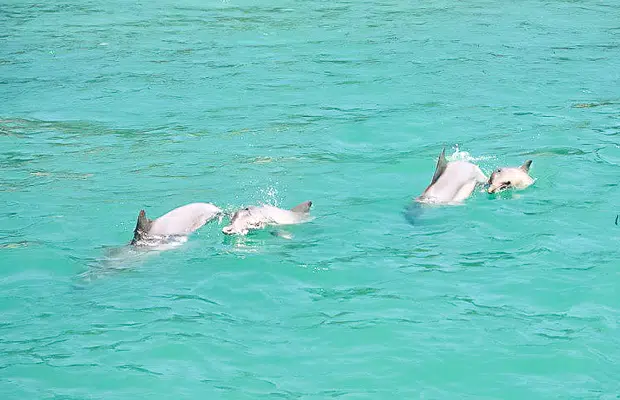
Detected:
left=403, top=202, right=425, bottom=225
left=73, top=245, right=148, bottom=287
left=73, top=237, right=189, bottom=285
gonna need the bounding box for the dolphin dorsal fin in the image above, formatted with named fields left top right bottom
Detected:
left=131, top=210, right=153, bottom=244
left=430, top=148, right=448, bottom=185
left=290, top=201, right=312, bottom=213
left=520, top=160, right=532, bottom=173
left=134, top=210, right=152, bottom=234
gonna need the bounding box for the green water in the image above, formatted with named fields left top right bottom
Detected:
left=1, top=0, right=619, bottom=398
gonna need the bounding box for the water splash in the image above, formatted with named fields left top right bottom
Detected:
left=447, top=144, right=496, bottom=163
left=258, top=186, right=280, bottom=206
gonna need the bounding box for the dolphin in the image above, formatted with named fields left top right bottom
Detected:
left=131, top=202, right=222, bottom=246
left=222, top=201, right=313, bottom=235
left=415, top=148, right=487, bottom=204
left=487, top=160, right=534, bottom=194
left=76, top=203, right=222, bottom=282
left=76, top=202, right=222, bottom=282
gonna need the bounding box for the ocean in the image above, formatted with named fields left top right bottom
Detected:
left=1, top=0, right=619, bottom=398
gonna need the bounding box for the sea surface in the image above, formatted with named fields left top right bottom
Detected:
left=1, top=0, right=619, bottom=398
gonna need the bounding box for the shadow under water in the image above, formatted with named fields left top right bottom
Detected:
left=75, top=245, right=151, bottom=285
left=75, top=236, right=190, bottom=284
left=403, top=202, right=425, bottom=225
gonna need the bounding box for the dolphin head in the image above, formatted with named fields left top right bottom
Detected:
left=487, top=160, right=533, bottom=194
left=222, top=207, right=265, bottom=235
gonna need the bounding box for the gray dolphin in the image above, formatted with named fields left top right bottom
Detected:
left=416, top=148, right=487, bottom=204
left=131, top=202, right=222, bottom=247
left=487, top=160, right=534, bottom=194
left=78, top=202, right=222, bottom=282
left=222, top=201, right=313, bottom=236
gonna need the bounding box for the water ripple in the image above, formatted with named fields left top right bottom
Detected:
left=2, top=0, right=620, bottom=398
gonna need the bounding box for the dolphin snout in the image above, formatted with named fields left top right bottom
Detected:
left=222, top=225, right=248, bottom=235
left=222, top=225, right=249, bottom=236
left=487, top=186, right=500, bottom=194
left=487, top=184, right=507, bottom=194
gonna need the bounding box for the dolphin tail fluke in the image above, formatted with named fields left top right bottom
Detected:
left=290, top=201, right=312, bottom=213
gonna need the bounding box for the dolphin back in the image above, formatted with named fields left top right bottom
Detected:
left=148, top=203, right=222, bottom=236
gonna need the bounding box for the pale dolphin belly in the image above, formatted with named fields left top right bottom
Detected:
left=451, top=179, right=479, bottom=202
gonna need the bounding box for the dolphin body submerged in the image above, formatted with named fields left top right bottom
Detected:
left=77, top=202, right=223, bottom=282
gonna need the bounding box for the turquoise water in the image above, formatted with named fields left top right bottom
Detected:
left=1, top=0, right=619, bottom=398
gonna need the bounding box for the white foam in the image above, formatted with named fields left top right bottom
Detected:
left=447, top=144, right=496, bottom=163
